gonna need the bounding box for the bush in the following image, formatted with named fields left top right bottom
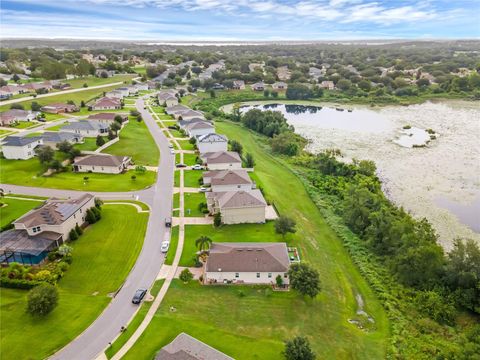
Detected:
left=69, top=228, right=79, bottom=241
left=213, top=212, right=222, bottom=227
left=179, top=268, right=193, bottom=283
left=0, top=277, right=41, bottom=289
left=26, top=283, right=59, bottom=316
left=75, top=224, right=83, bottom=236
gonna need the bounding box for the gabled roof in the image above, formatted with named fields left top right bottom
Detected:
left=155, top=332, right=234, bottom=360
left=185, top=121, right=214, bottom=131
left=180, top=109, right=204, bottom=118
left=197, top=133, right=227, bottom=143
left=15, top=194, right=94, bottom=228
left=41, top=131, right=82, bottom=143
left=165, top=104, right=190, bottom=114
left=206, top=242, right=289, bottom=273
left=210, top=190, right=266, bottom=209
left=41, top=103, right=76, bottom=110
left=94, top=97, right=121, bottom=107
left=2, top=136, right=42, bottom=147
left=62, top=120, right=108, bottom=131
left=178, top=118, right=208, bottom=128
left=74, top=154, right=130, bottom=167
left=209, top=170, right=252, bottom=186
left=200, top=151, right=241, bottom=164
left=87, top=113, right=127, bottom=121
left=0, top=109, right=30, bottom=120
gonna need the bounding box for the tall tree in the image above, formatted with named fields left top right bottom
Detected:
left=284, top=336, right=316, bottom=360
left=288, top=263, right=321, bottom=298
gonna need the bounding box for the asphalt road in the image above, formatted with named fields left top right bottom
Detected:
left=32, top=96, right=174, bottom=360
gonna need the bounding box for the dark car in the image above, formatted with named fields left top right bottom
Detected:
left=132, top=288, right=147, bottom=304
left=175, top=163, right=187, bottom=168
left=165, top=217, right=172, bottom=227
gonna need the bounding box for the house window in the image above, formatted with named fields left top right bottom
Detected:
left=256, top=273, right=260, bottom=278
left=284, top=273, right=288, bottom=278
left=235, top=273, right=239, bottom=278
left=32, top=227, right=37, bottom=233
left=268, top=273, right=272, bottom=278
left=36, top=226, right=40, bottom=232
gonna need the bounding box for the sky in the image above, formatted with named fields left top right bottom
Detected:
left=0, top=0, right=479, bottom=41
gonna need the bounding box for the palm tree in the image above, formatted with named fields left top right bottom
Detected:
left=195, top=236, right=212, bottom=253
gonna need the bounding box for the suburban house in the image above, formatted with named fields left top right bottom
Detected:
left=1, top=136, right=43, bottom=160
left=178, top=117, right=209, bottom=129
left=200, top=151, right=242, bottom=170
left=134, top=83, right=149, bottom=91
left=272, top=81, right=288, bottom=90
left=203, top=170, right=253, bottom=192
left=204, top=242, right=290, bottom=285
left=0, top=109, right=39, bottom=125
left=0, top=90, right=12, bottom=100
left=40, top=132, right=84, bottom=149
left=0, top=84, right=25, bottom=96
left=87, top=112, right=127, bottom=126
left=154, top=333, right=234, bottom=360
left=196, top=133, right=228, bottom=154
left=116, top=87, right=135, bottom=97
left=184, top=121, right=215, bottom=138
left=61, top=120, right=109, bottom=137
left=41, top=103, right=78, bottom=114
left=176, top=109, right=204, bottom=121
left=105, top=90, right=126, bottom=99
left=22, top=82, right=52, bottom=93
left=232, top=80, right=245, bottom=90
left=251, top=82, right=265, bottom=91
left=92, top=97, right=122, bottom=111
left=277, top=66, right=291, bottom=81
left=158, top=90, right=179, bottom=107
left=95, top=69, right=115, bottom=77
left=206, top=189, right=267, bottom=224
left=0, top=194, right=95, bottom=265
left=73, top=154, right=131, bottom=174
left=165, top=104, right=190, bottom=116
left=319, top=81, right=335, bottom=90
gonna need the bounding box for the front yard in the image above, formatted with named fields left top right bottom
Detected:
left=176, top=139, right=195, bottom=151
left=183, top=170, right=202, bottom=187
left=183, top=192, right=207, bottom=218
left=0, top=204, right=148, bottom=360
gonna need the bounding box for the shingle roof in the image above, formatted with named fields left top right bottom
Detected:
left=0, top=109, right=30, bottom=120
left=155, top=333, right=234, bottom=360
left=209, top=170, right=252, bottom=186
left=178, top=118, right=209, bottom=128
left=87, top=113, right=127, bottom=121
left=200, top=151, right=241, bottom=164
left=213, top=190, right=266, bottom=209
left=165, top=105, right=190, bottom=114
left=62, top=120, right=108, bottom=131
left=74, top=154, right=130, bottom=167
left=94, top=97, right=121, bottom=107
left=185, top=121, right=214, bottom=131
left=206, top=242, right=289, bottom=273
left=15, top=194, right=94, bottom=228
left=2, top=136, right=42, bottom=147
left=41, top=131, right=82, bottom=143
left=197, top=133, right=227, bottom=143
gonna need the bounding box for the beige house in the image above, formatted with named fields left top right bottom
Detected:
left=87, top=112, right=127, bottom=126
left=158, top=90, right=179, bottom=107
left=272, top=82, right=288, bottom=90
left=204, top=242, right=290, bottom=285
left=232, top=80, right=245, bottom=90
left=41, top=103, right=78, bottom=114
left=206, top=190, right=266, bottom=224
left=73, top=154, right=131, bottom=174
left=251, top=82, right=265, bottom=91
left=200, top=151, right=242, bottom=170
left=203, top=170, right=253, bottom=192
left=92, top=97, right=122, bottom=111
left=319, top=81, right=335, bottom=90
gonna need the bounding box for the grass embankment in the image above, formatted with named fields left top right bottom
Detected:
left=105, top=117, right=159, bottom=166
left=0, top=205, right=148, bottom=360
left=0, top=197, right=43, bottom=227
left=122, top=120, right=389, bottom=360
left=0, top=157, right=156, bottom=191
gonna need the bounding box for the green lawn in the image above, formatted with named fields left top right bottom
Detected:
left=164, top=226, right=179, bottom=266
left=183, top=192, right=206, bottom=218
left=65, top=74, right=135, bottom=89
left=183, top=170, right=202, bottom=187
left=168, top=129, right=185, bottom=138
left=176, top=140, right=195, bottom=151
left=0, top=158, right=156, bottom=191
left=11, top=122, right=39, bottom=129
left=173, top=193, right=180, bottom=210
left=183, top=153, right=198, bottom=166
left=103, top=200, right=150, bottom=211
left=74, top=137, right=104, bottom=151
left=0, top=197, right=43, bottom=227
left=124, top=120, right=389, bottom=359
left=180, top=222, right=285, bottom=267
left=104, top=280, right=164, bottom=359
left=105, top=117, right=159, bottom=166
left=174, top=170, right=180, bottom=187
left=0, top=204, right=148, bottom=360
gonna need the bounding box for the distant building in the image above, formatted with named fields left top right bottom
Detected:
left=41, top=103, right=78, bottom=114
left=251, top=82, right=265, bottom=91
left=1, top=136, right=43, bottom=160
left=73, top=154, right=131, bottom=174
left=319, top=81, right=335, bottom=90
left=92, top=97, right=122, bottom=111
left=95, top=69, right=115, bottom=77
left=232, top=80, right=245, bottom=90
left=272, top=82, right=288, bottom=90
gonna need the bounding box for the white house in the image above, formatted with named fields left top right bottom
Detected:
left=206, top=189, right=266, bottom=224
left=61, top=120, right=109, bottom=137
left=200, top=151, right=242, bottom=170
left=204, top=242, right=290, bottom=285
left=1, top=136, right=43, bottom=160
left=203, top=170, right=253, bottom=192
left=196, top=133, right=228, bottom=154
left=184, top=121, right=215, bottom=138
left=92, top=97, right=122, bottom=111
left=73, top=154, right=131, bottom=174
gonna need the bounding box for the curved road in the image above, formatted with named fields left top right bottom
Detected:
left=1, top=96, right=173, bottom=360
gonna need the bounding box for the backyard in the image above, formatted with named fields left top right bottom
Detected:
left=0, top=204, right=148, bottom=360
left=0, top=197, right=43, bottom=228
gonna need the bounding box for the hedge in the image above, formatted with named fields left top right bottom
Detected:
left=0, top=277, right=42, bottom=289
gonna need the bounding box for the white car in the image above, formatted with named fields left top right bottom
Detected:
left=168, top=144, right=174, bottom=148
left=170, top=149, right=175, bottom=155
left=161, top=241, right=170, bottom=253
left=192, top=164, right=203, bottom=170
left=199, top=187, right=209, bottom=192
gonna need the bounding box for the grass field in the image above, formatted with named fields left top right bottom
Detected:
left=74, top=137, right=105, bottom=151
left=164, top=226, right=179, bottom=266
left=183, top=153, right=198, bottom=166
left=0, top=205, right=148, bottom=360
left=65, top=74, right=134, bottom=89
left=105, top=117, right=159, bottom=166
left=0, top=158, right=156, bottom=191
left=168, top=129, right=185, bottom=138
left=123, top=120, right=389, bottom=360
left=183, top=170, right=202, bottom=187
left=0, top=197, right=43, bottom=227
left=183, top=192, right=206, bottom=218
left=174, top=170, right=180, bottom=187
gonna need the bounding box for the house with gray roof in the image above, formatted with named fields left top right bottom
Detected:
left=73, top=154, right=131, bottom=174
left=61, top=120, right=109, bottom=137
left=196, top=133, right=228, bottom=154
left=0, top=109, right=39, bottom=126
left=41, top=131, right=84, bottom=149
left=155, top=332, right=234, bottom=360
left=203, top=170, right=253, bottom=192
left=184, top=121, right=215, bottom=138
left=1, top=136, right=43, bottom=160
left=204, top=242, right=290, bottom=285
left=206, top=189, right=266, bottom=224
left=0, top=194, right=95, bottom=265
left=200, top=151, right=242, bottom=170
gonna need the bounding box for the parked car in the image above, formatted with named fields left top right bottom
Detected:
left=170, top=149, right=175, bottom=155
left=161, top=241, right=170, bottom=253
left=168, top=144, right=174, bottom=148
left=191, top=164, right=203, bottom=170
left=199, top=187, right=209, bottom=192
left=176, top=163, right=187, bottom=168
left=165, top=217, right=172, bottom=227
left=132, top=288, right=147, bottom=304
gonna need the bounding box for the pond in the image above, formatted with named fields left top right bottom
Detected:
left=435, top=194, right=480, bottom=233
left=240, top=103, right=394, bottom=134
